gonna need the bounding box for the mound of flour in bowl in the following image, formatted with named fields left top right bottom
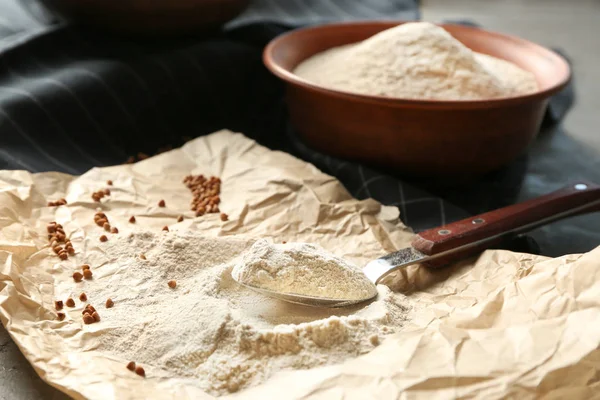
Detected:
left=232, top=239, right=378, bottom=300
left=86, top=231, right=411, bottom=396
left=294, top=21, right=538, bottom=100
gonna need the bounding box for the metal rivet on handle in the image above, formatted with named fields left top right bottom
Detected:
left=575, top=184, right=588, bottom=191
left=472, top=218, right=485, bottom=224
left=438, top=229, right=451, bottom=235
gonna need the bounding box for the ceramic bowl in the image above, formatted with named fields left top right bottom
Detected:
left=263, top=21, right=570, bottom=181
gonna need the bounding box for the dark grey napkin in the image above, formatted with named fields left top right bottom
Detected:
left=0, top=5, right=574, bottom=256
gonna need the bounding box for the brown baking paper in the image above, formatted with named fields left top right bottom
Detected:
left=1, top=130, right=599, bottom=399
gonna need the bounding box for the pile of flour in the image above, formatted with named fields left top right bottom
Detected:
left=86, top=231, right=410, bottom=396
left=232, top=239, right=377, bottom=300
left=294, top=22, right=538, bottom=100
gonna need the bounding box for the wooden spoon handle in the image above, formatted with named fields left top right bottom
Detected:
left=411, top=182, right=600, bottom=267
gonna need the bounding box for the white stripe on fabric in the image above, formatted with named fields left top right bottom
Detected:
left=41, top=78, right=116, bottom=141
left=324, top=155, right=334, bottom=173
left=5, top=48, right=109, bottom=166
left=0, top=85, right=105, bottom=167
left=66, top=67, right=140, bottom=132
left=57, top=44, right=170, bottom=146
left=334, top=160, right=349, bottom=176
left=357, top=165, right=373, bottom=198
left=263, top=0, right=297, bottom=20
left=320, top=0, right=359, bottom=20
left=228, top=0, right=419, bottom=29
left=355, top=174, right=385, bottom=198
left=115, top=62, right=174, bottom=136
left=66, top=29, right=174, bottom=137
left=0, top=26, right=49, bottom=53
left=1, top=52, right=118, bottom=152
left=150, top=57, right=189, bottom=112
left=0, top=147, right=37, bottom=170
left=236, top=4, right=261, bottom=21
left=345, top=0, right=386, bottom=18
left=397, top=182, right=408, bottom=225
left=0, top=107, right=78, bottom=172
left=110, top=38, right=191, bottom=114
left=292, top=0, right=331, bottom=20
left=390, top=197, right=438, bottom=206
left=181, top=49, right=230, bottom=124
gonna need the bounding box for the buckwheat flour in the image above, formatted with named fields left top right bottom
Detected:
left=85, top=231, right=411, bottom=396
left=294, top=21, right=538, bottom=100
left=231, top=239, right=377, bottom=300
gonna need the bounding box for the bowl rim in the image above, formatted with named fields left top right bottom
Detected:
left=263, top=20, right=572, bottom=109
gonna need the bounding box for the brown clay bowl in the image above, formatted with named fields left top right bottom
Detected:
left=264, top=22, right=570, bottom=181
left=40, top=0, right=249, bottom=35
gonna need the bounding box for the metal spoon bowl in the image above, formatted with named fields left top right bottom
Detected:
left=232, top=246, right=424, bottom=308
left=233, top=279, right=378, bottom=308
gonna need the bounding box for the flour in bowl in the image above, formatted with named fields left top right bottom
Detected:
left=86, top=231, right=411, bottom=396
left=294, top=21, right=538, bottom=100
left=232, top=239, right=377, bottom=300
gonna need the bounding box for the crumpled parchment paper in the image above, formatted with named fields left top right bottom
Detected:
left=0, top=130, right=599, bottom=400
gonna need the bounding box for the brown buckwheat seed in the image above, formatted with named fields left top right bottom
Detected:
left=168, top=280, right=176, bottom=288
left=158, top=199, right=166, bottom=207
left=105, top=298, right=114, bottom=308
left=66, top=298, right=75, bottom=307
left=96, top=218, right=107, bottom=227
left=79, top=292, right=87, bottom=302
left=82, top=305, right=95, bottom=315
left=127, top=361, right=136, bottom=371
left=83, top=269, right=93, bottom=280
left=54, top=300, right=64, bottom=310
left=83, top=314, right=94, bottom=324
left=135, top=366, right=145, bottom=377
left=129, top=216, right=136, bottom=223
left=99, top=235, right=108, bottom=242
left=73, top=272, right=83, bottom=282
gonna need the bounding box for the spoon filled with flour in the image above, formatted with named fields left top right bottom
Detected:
left=232, top=239, right=378, bottom=307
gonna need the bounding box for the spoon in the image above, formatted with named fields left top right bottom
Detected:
left=234, top=182, right=600, bottom=308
